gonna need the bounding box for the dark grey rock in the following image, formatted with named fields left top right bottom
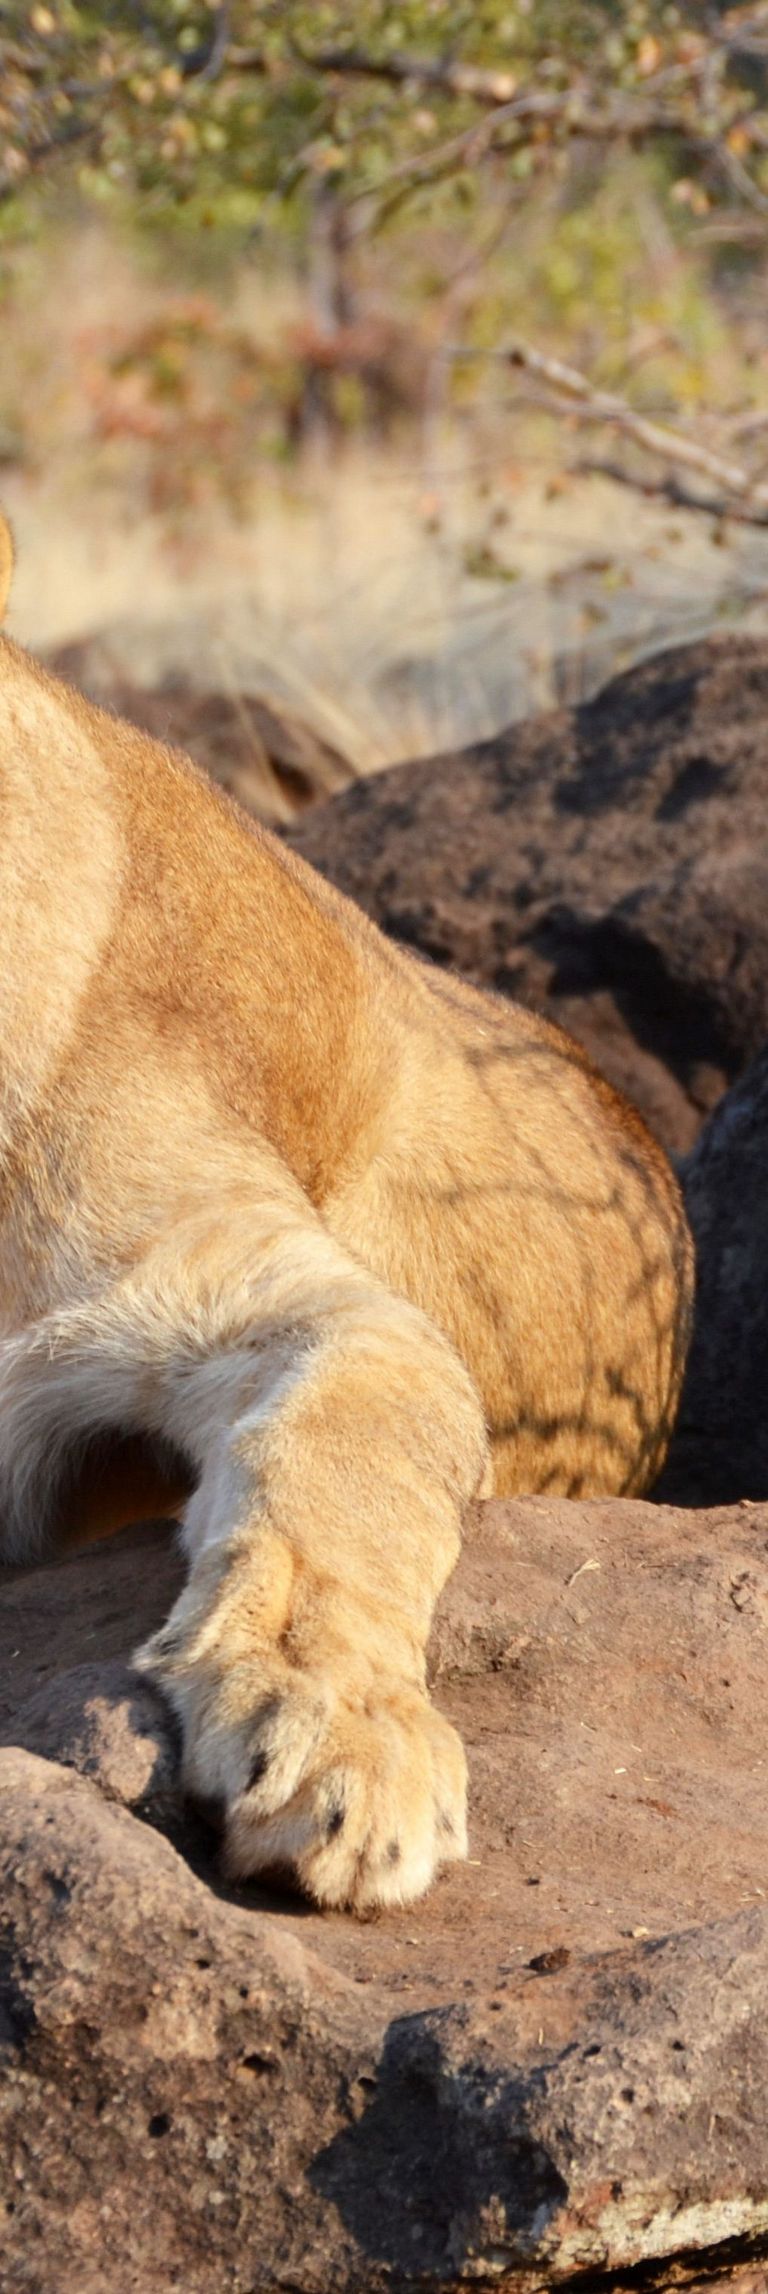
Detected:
left=660, top=1043, right=768, bottom=1504
left=287, top=635, right=768, bottom=1154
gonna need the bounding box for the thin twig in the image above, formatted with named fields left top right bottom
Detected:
left=502, top=336, right=768, bottom=505
left=349, top=93, right=768, bottom=217
left=574, top=454, right=768, bottom=527
left=236, top=43, right=522, bottom=104
left=181, top=3, right=232, bottom=83
left=0, top=114, right=96, bottom=206
left=716, top=5, right=768, bottom=59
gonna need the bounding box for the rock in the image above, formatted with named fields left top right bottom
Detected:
left=0, top=1660, right=178, bottom=1817
left=5, top=1503, right=768, bottom=2287
left=0, top=1519, right=184, bottom=1742
left=659, top=1044, right=768, bottom=1506
left=47, top=637, right=353, bottom=826
left=5, top=1745, right=768, bottom=2294
left=287, top=634, right=768, bottom=1152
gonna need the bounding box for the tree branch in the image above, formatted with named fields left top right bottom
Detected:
left=574, top=454, right=768, bottom=526
left=717, top=6, right=768, bottom=61
left=503, top=337, right=768, bottom=508
left=3, top=13, right=768, bottom=227
left=0, top=115, right=96, bottom=207
left=233, top=42, right=521, bottom=103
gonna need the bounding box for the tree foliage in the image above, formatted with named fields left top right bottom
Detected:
left=8, top=5, right=768, bottom=530
left=3, top=2, right=768, bottom=232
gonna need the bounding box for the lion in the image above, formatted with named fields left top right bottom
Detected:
left=0, top=512, right=693, bottom=1911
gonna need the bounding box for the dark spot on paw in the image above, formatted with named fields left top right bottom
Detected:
left=437, top=1810, right=455, bottom=1837
left=385, top=1839, right=401, bottom=1867
left=327, top=1795, right=346, bottom=1840
left=247, top=1749, right=270, bottom=1792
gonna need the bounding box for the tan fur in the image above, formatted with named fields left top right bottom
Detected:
left=0, top=516, right=12, bottom=621
left=0, top=513, right=693, bottom=1909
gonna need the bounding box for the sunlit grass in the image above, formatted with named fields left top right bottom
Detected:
left=4, top=213, right=768, bottom=772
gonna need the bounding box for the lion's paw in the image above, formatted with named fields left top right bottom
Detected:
left=226, top=1682, right=467, bottom=1911
left=136, top=1623, right=467, bottom=1911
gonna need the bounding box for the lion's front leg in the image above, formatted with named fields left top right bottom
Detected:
left=134, top=1205, right=488, bottom=1911
left=140, top=1524, right=470, bottom=1911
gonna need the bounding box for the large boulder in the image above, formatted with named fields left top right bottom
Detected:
left=5, top=1503, right=768, bottom=2289
left=660, top=1043, right=768, bottom=1505
left=287, top=635, right=768, bottom=1154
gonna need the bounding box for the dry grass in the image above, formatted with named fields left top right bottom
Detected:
left=4, top=222, right=768, bottom=775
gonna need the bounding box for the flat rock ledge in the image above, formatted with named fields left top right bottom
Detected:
left=4, top=1502, right=768, bottom=2294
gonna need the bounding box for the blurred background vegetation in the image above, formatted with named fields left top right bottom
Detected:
left=4, top=2, right=768, bottom=783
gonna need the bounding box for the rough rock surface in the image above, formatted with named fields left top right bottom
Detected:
left=47, top=636, right=353, bottom=826
left=287, top=634, right=768, bottom=1153
left=4, top=1503, right=768, bottom=2290
left=660, top=1043, right=768, bottom=1507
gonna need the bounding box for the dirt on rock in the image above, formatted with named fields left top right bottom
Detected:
left=4, top=1500, right=768, bottom=2289
left=288, top=634, right=768, bottom=1154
